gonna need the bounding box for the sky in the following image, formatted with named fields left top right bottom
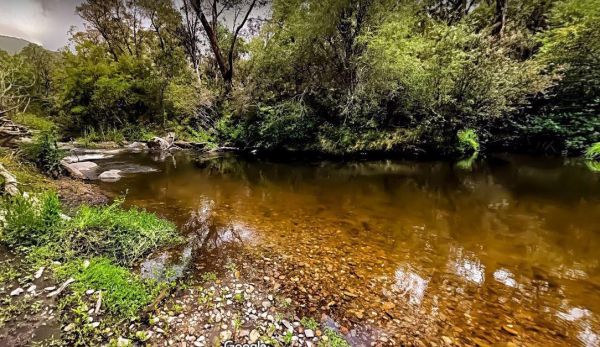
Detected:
left=0, top=0, right=84, bottom=51
left=0, top=0, right=269, bottom=51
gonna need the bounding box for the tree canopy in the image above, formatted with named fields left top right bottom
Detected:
left=0, top=0, right=598, bottom=156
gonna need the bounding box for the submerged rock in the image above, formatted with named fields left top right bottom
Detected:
left=98, top=170, right=122, bottom=182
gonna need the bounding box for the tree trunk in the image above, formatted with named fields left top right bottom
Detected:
left=191, top=2, right=230, bottom=84
left=491, top=0, right=508, bottom=38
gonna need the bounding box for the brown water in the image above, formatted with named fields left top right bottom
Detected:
left=95, top=152, right=600, bottom=346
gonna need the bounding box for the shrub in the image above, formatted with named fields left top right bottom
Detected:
left=0, top=192, right=63, bottom=247
left=21, top=132, right=64, bottom=178
left=69, top=258, right=160, bottom=317
left=457, top=129, right=480, bottom=154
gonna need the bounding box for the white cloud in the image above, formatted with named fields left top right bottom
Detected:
left=0, top=0, right=84, bottom=50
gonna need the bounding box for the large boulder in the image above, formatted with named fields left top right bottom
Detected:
left=61, top=161, right=98, bottom=180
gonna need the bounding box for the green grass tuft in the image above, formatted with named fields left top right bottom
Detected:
left=300, top=317, right=319, bottom=330
left=318, top=328, right=350, bottom=347
left=12, top=113, right=56, bottom=132
left=457, top=129, right=480, bottom=154
left=0, top=192, right=63, bottom=247
left=584, top=142, right=600, bottom=160
left=20, top=132, right=65, bottom=178
left=65, top=200, right=180, bottom=266
left=68, top=258, right=160, bottom=317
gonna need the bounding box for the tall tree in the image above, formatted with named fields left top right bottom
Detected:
left=190, top=0, right=263, bottom=87
left=180, top=0, right=203, bottom=79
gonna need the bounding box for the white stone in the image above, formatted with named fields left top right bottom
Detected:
left=98, top=170, right=122, bottom=182
left=10, top=287, right=24, bottom=296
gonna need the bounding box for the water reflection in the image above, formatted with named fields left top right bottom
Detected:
left=448, top=248, right=485, bottom=285
left=493, top=268, right=517, bottom=288
left=392, top=266, right=429, bottom=306
left=558, top=307, right=599, bottom=347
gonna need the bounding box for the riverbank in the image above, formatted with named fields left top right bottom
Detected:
left=0, top=148, right=355, bottom=347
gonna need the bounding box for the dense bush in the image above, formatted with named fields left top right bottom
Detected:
left=21, top=132, right=64, bottom=178
left=3, top=0, right=599, bottom=157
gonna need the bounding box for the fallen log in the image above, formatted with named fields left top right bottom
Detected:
left=0, top=163, right=19, bottom=196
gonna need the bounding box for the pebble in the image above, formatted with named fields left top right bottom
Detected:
left=305, top=329, right=315, bottom=338
left=249, top=329, right=261, bottom=343
left=220, top=330, right=232, bottom=341
left=34, top=267, right=45, bottom=279
left=10, top=287, right=24, bottom=296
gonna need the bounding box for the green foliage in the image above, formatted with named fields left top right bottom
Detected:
left=76, top=127, right=126, bottom=146
left=585, top=160, right=600, bottom=173
left=0, top=192, right=63, bottom=247
left=457, top=129, right=480, bottom=154
left=1, top=191, right=179, bottom=267
left=21, top=132, right=64, bottom=178
left=66, top=200, right=179, bottom=266
left=69, top=258, right=160, bottom=317
left=12, top=113, right=56, bottom=132
left=300, top=317, right=319, bottom=330
left=585, top=143, right=600, bottom=160
left=318, top=328, right=350, bottom=347
left=4, top=0, right=599, bottom=156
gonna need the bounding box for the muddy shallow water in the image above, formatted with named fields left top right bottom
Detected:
left=94, top=152, right=600, bottom=346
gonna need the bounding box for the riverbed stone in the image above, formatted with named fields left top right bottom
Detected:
left=98, top=170, right=122, bottom=182
left=10, top=287, right=24, bottom=296
left=249, top=329, right=261, bottom=343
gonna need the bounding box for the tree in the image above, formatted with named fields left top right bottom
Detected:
left=190, top=0, right=264, bottom=87
left=179, top=0, right=203, bottom=79
left=0, top=51, right=34, bottom=115
left=491, top=0, right=508, bottom=37
left=76, top=0, right=143, bottom=60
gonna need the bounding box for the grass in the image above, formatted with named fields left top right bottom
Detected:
left=66, top=201, right=179, bottom=266
left=300, top=316, right=319, bottom=330
left=318, top=328, right=350, bottom=347
left=0, top=148, right=50, bottom=192
left=457, top=129, right=480, bottom=154
left=76, top=127, right=126, bottom=147
left=584, top=142, right=600, bottom=160
left=0, top=191, right=63, bottom=247
left=585, top=160, right=600, bottom=172
left=66, top=258, right=161, bottom=317
left=1, top=194, right=180, bottom=266
left=12, top=113, right=56, bottom=132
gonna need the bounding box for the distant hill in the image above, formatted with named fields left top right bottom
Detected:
left=0, top=35, right=37, bottom=54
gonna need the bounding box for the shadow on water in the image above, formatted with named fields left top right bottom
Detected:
left=94, top=151, right=600, bottom=346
